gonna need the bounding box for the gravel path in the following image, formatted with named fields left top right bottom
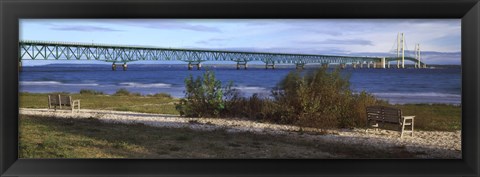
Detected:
left=20, top=108, right=461, bottom=158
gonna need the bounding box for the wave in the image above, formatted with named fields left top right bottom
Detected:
left=119, top=82, right=172, bottom=88
left=232, top=86, right=267, bottom=91
left=20, top=81, right=99, bottom=86
left=371, top=92, right=461, bottom=98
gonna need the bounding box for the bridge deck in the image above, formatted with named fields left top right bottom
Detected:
left=19, top=40, right=425, bottom=66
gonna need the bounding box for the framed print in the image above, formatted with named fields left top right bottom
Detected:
left=1, top=0, right=479, bottom=176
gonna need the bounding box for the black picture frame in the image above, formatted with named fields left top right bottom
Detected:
left=1, top=0, right=479, bottom=176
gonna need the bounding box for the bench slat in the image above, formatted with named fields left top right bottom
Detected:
left=366, top=106, right=402, bottom=125
left=48, top=95, right=72, bottom=107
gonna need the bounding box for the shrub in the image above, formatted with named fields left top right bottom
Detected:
left=176, top=70, right=237, bottom=117
left=113, top=88, right=141, bottom=96
left=113, top=88, right=130, bottom=96
left=177, top=67, right=383, bottom=130
left=272, top=68, right=383, bottom=129
left=79, top=89, right=104, bottom=95
left=150, top=93, right=173, bottom=99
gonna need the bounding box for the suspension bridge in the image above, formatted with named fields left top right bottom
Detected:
left=19, top=33, right=426, bottom=71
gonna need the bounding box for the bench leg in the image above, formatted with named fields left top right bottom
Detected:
left=71, top=100, right=80, bottom=113
left=401, top=118, right=414, bottom=138
left=412, top=119, right=414, bottom=137
left=71, top=102, right=77, bottom=113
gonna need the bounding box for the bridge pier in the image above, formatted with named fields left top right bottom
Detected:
left=19, top=61, right=22, bottom=72
left=352, top=63, right=358, bottom=69
left=380, top=58, right=386, bottom=69
left=265, top=64, right=275, bottom=69
left=339, top=63, right=346, bottom=69
left=265, top=61, right=275, bottom=69
left=321, top=63, right=329, bottom=69
left=236, top=61, right=248, bottom=70
left=122, top=63, right=128, bottom=71
left=359, top=62, right=364, bottom=68
left=187, top=62, right=202, bottom=70
left=295, top=63, right=305, bottom=70
left=112, top=63, right=117, bottom=71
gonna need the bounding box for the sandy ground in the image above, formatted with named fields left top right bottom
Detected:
left=19, top=108, right=462, bottom=158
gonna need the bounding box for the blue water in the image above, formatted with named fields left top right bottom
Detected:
left=19, top=64, right=461, bottom=105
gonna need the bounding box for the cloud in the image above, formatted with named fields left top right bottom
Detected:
left=195, top=38, right=230, bottom=45
left=299, top=39, right=374, bottom=46
left=50, top=25, right=122, bottom=32
left=105, top=20, right=222, bottom=33
left=41, top=20, right=222, bottom=33
left=148, top=22, right=221, bottom=32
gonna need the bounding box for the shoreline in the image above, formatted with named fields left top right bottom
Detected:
left=20, top=108, right=462, bottom=159
left=19, top=91, right=461, bottom=106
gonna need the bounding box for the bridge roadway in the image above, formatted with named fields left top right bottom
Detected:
left=19, top=40, right=426, bottom=71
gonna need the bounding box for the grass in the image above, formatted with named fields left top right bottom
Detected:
left=19, top=114, right=429, bottom=158
left=19, top=92, right=179, bottom=115
left=19, top=92, right=461, bottom=131
left=395, top=104, right=461, bottom=131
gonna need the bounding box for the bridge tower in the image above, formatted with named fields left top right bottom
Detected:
left=415, top=43, right=421, bottom=68
left=397, top=32, right=405, bottom=69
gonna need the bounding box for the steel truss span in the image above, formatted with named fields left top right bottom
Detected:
left=18, top=40, right=426, bottom=68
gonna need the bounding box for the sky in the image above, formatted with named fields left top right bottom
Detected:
left=20, top=19, right=461, bottom=65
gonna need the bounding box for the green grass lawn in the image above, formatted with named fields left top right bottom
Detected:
left=395, top=104, right=461, bottom=131
left=20, top=92, right=180, bottom=115
left=19, top=114, right=428, bottom=159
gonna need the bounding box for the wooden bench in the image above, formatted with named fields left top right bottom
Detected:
left=48, top=94, right=81, bottom=113
left=366, top=106, right=414, bottom=138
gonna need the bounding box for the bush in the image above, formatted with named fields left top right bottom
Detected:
left=150, top=93, right=173, bottom=98
left=176, top=70, right=237, bottom=117
left=177, top=67, right=384, bottom=130
left=79, top=89, right=104, bottom=95
left=271, top=68, right=383, bottom=129
left=113, top=88, right=141, bottom=96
